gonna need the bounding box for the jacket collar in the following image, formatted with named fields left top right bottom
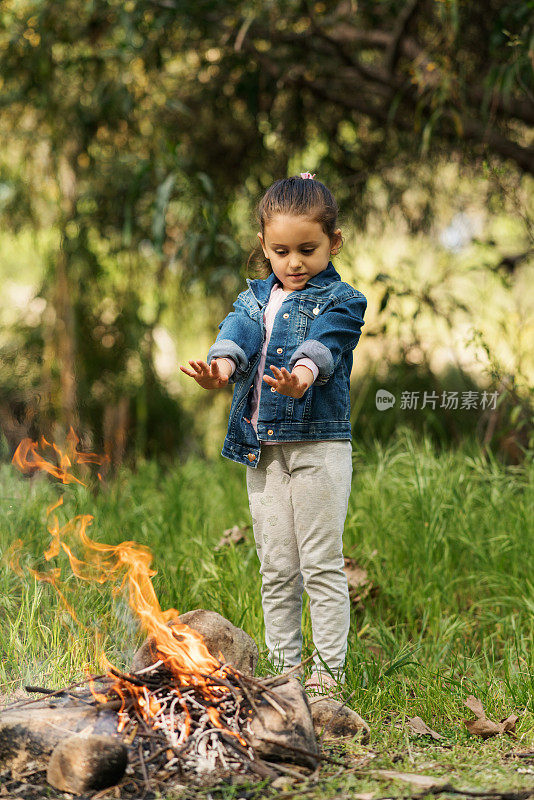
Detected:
left=246, top=261, right=341, bottom=307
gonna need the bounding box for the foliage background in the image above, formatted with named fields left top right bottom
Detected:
left=0, top=0, right=532, bottom=464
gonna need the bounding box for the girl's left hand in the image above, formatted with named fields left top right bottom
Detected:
left=263, top=365, right=312, bottom=399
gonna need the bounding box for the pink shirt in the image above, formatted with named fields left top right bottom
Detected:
left=219, top=282, right=319, bottom=443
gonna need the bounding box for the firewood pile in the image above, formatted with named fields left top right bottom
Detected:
left=97, top=659, right=320, bottom=780
left=0, top=659, right=324, bottom=797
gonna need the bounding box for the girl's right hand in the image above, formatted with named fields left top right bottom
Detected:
left=179, top=359, right=231, bottom=390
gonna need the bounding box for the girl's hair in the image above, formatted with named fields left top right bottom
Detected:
left=247, top=175, right=340, bottom=279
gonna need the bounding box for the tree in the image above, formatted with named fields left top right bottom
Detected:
left=0, top=0, right=531, bottom=458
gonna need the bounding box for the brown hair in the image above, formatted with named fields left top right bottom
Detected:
left=247, top=175, right=341, bottom=279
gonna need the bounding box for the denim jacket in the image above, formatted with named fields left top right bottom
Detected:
left=206, top=261, right=367, bottom=468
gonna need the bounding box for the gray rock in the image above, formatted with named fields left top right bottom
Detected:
left=0, top=701, right=119, bottom=775
left=246, top=678, right=318, bottom=768
left=309, top=698, right=370, bottom=742
left=132, top=609, right=259, bottom=676
left=47, top=734, right=128, bottom=794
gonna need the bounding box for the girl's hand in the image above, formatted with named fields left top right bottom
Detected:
left=263, top=365, right=313, bottom=399
left=179, top=359, right=231, bottom=390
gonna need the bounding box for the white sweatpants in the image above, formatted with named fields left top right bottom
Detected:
left=246, top=440, right=352, bottom=675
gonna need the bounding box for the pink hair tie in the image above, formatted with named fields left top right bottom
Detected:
left=300, top=172, right=316, bottom=180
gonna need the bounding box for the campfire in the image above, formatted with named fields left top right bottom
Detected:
left=0, top=648, right=320, bottom=795
left=1, top=432, right=354, bottom=796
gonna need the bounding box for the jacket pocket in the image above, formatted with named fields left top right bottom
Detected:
left=286, top=387, right=314, bottom=424
left=298, top=298, right=328, bottom=319
left=296, top=299, right=329, bottom=343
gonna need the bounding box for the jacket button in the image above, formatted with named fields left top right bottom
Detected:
left=267, top=429, right=274, bottom=436
left=276, top=347, right=283, bottom=354
left=270, top=387, right=276, bottom=392
left=283, top=313, right=289, bottom=319
left=247, top=453, right=256, bottom=461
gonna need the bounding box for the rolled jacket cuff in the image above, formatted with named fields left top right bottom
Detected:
left=289, top=340, right=334, bottom=382
left=207, top=340, right=248, bottom=374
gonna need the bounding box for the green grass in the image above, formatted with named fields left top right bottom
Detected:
left=1, top=428, right=533, bottom=797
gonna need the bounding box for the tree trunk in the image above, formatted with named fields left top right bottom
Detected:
left=53, top=146, right=81, bottom=431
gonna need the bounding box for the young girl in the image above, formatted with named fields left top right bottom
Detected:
left=180, top=174, right=367, bottom=694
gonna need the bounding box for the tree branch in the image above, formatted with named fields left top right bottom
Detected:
left=248, top=36, right=534, bottom=175
left=322, top=23, right=534, bottom=125
left=457, top=113, right=534, bottom=174
left=385, top=0, right=423, bottom=74
left=243, top=15, right=534, bottom=174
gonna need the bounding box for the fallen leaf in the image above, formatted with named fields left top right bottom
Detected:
left=214, top=525, right=249, bottom=551
left=465, top=717, right=503, bottom=738
left=406, top=716, right=443, bottom=740
left=344, top=558, right=378, bottom=606
left=344, top=558, right=368, bottom=588
left=371, top=769, right=444, bottom=789
left=463, top=696, right=518, bottom=739
left=500, top=714, right=518, bottom=735
left=464, top=695, right=485, bottom=719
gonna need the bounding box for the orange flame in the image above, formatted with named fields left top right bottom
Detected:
left=11, top=431, right=232, bottom=740
left=12, top=428, right=109, bottom=486
left=40, top=510, right=223, bottom=681
left=27, top=565, right=80, bottom=622
left=4, top=538, right=24, bottom=576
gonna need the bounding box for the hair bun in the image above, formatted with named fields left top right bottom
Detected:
left=300, top=172, right=316, bottom=180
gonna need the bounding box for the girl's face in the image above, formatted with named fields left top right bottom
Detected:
left=258, top=213, right=342, bottom=292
